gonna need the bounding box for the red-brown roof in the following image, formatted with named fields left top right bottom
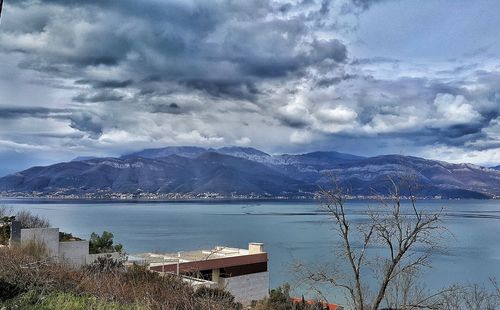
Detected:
left=150, top=252, right=268, bottom=273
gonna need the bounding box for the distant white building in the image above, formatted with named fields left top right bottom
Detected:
left=132, top=242, right=269, bottom=306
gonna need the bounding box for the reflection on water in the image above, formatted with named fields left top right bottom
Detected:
left=2, top=199, right=500, bottom=302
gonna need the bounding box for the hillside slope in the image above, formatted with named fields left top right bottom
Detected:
left=1, top=147, right=499, bottom=198
left=0, top=153, right=310, bottom=196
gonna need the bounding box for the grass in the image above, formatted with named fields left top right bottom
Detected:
left=1, top=291, right=143, bottom=310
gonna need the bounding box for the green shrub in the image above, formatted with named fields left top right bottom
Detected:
left=84, top=256, right=124, bottom=274
left=0, top=222, right=11, bottom=245
left=89, top=231, right=123, bottom=254
left=195, top=286, right=241, bottom=308
left=0, top=208, right=15, bottom=245
left=1, top=291, right=143, bottom=309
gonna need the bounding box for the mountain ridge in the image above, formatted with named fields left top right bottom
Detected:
left=1, top=146, right=499, bottom=199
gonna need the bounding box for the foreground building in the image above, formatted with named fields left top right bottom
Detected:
left=130, top=242, right=269, bottom=305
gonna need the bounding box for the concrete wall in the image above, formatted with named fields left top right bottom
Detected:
left=220, top=271, right=269, bottom=306
left=59, top=240, right=89, bottom=267
left=18, top=227, right=123, bottom=268
left=20, top=228, right=59, bottom=258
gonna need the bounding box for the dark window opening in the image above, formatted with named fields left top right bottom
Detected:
left=220, top=262, right=267, bottom=278
left=184, top=269, right=213, bottom=281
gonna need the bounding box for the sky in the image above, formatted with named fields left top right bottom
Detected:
left=0, top=0, right=499, bottom=176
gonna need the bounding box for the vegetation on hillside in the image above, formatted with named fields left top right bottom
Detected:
left=0, top=245, right=242, bottom=310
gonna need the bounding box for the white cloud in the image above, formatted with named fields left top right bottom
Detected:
left=433, top=93, right=482, bottom=125
left=290, top=130, right=313, bottom=144
left=176, top=130, right=225, bottom=145
left=235, top=137, right=251, bottom=145
left=314, top=106, right=358, bottom=124
left=420, top=144, right=500, bottom=166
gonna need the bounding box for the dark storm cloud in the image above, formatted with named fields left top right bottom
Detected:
left=75, top=79, right=133, bottom=89
left=0, top=107, right=67, bottom=118
left=279, top=117, right=311, bottom=129
left=316, top=73, right=356, bottom=87
left=350, top=0, right=385, bottom=9
left=182, top=79, right=261, bottom=101
left=1, top=0, right=349, bottom=103
left=68, top=112, right=103, bottom=138
left=149, top=103, right=183, bottom=115
left=72, top=91, right=124, bottom=103
left=441, top=124, right=486, bottom=139
left=0, top=106, right=104, bottom=139
left=395, top=125, right=487, bottom=148
left=312, top=39, right=348, bottom=62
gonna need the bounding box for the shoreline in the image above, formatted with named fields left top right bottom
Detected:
left=0, top=196, right=497, bottom=204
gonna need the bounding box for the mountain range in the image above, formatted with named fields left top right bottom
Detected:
left=1, top=146, right=499, bottom=199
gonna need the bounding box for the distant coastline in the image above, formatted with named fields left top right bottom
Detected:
left=1, top=194, right=496, bottom=204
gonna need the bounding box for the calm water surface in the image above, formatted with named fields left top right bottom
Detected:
left=2, top=199, right=500, bottom=301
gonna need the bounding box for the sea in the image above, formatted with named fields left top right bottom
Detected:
left=1, top=199, right=499, bottom=303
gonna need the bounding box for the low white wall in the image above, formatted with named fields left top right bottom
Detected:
left=59, top=240, right=89, bottom=268
left=220, top=271, right=269, bottom=306
left=20, top=228, right=59, bottom=258
left=87, top=252, right=122, bottom=264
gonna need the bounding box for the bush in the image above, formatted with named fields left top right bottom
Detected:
left=252, top=284, right=329, bottom=310
left=0, top=222, right=11, bottom=245
left=84, top=256, right=125, bottom=274
left=0, top=206, right=15, bottom=246
left=195, top=286, right=241, bottom=308
left=89, top=231, right=123, bottom=254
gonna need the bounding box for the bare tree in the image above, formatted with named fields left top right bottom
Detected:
left=434, top=280, right=500, bottom=310
left=0, top=205, right=12, bottom=219
left=296, top=178, right=443, bottom=310
left=14, top=210, right=50, bottom=229
left=0, top=206, right=50, bottom=229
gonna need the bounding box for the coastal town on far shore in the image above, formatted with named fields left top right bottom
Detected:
left=2, top=190, right=496, bottom=201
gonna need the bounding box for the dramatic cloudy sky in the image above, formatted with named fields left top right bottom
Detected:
left=0, top=0, right=499, bottom=175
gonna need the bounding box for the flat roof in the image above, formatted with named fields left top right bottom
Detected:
left=129, top=246, right=259, bottom=266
